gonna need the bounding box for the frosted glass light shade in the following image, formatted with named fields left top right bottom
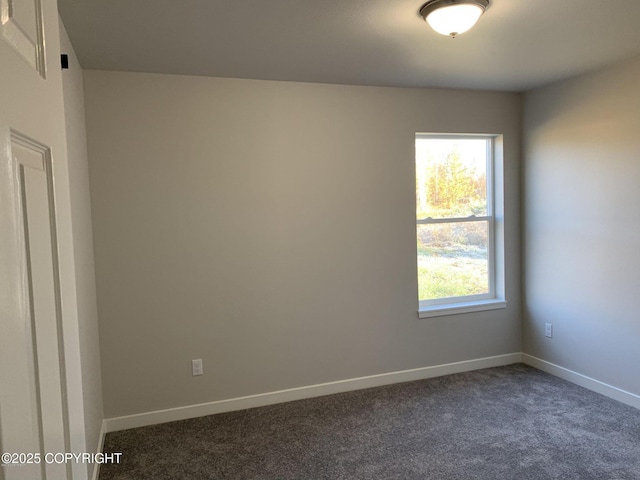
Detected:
left=426, top=3, right=484, bottom=37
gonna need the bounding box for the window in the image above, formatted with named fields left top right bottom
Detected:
left=416, top=134, right=505, bottom=317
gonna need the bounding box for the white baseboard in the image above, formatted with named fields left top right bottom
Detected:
left=522, top=354, right=640, bottom=410
left=104, top=353, right=522, bottom=433
left=91, top=420, right=107, bottom=480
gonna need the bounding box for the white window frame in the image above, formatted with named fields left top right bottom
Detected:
left=416, top=133, right=506, bottom=318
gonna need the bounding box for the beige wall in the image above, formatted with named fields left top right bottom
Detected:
left=523, top=56, right=640, bottom=395
left=83, top=70, right=522, bottom=418
left=60, top=21, right=104, bottom=475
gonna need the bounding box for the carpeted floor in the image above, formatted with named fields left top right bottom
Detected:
left=99, top=364, right=640, bottom=479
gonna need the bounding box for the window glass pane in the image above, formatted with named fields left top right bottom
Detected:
left=416, top=138, right=488, bottom=219
left=417, top=221, right=489, bottom=301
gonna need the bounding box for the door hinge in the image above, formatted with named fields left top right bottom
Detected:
left=61, top=54, right=69, bottom=69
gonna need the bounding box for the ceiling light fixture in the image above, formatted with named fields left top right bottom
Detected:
left=419, top=0, right=490, bottom=38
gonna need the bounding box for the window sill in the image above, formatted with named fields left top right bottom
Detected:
left=418, top=299, right=507, bottom=319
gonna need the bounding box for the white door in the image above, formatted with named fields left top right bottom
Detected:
left=1, top=0, right=70, bottom=479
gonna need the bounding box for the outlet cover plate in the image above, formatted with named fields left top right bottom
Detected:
left=192, top=358, right=203, bottom=376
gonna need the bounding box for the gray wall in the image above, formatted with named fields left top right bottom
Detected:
left=83, top=70, right=522, bottom=418
left=60, top=22, right=104, bottom=472
left=523, top=56, right=640, bottom=395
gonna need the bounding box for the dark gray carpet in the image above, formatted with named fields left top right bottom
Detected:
left=99, top=364, right=640, bottom=479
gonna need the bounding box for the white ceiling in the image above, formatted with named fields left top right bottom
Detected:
left=57, top=0, right=640, bottom=92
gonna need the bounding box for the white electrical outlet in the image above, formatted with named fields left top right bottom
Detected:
left=544, top=323, right=553, bottom=338
left=192, top=358, right=203, bottom=376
